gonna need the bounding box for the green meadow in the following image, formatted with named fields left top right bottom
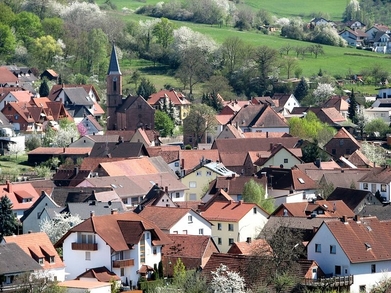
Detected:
left=102, top=0, right=391, bottom=95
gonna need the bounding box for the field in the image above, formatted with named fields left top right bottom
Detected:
left=100, top=0, right=391, bottom=95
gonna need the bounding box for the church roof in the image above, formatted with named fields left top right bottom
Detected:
left=107, top=45, right=121, bottom=75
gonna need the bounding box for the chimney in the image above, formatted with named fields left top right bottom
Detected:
left=266, top=132, right=269, bottom=138
left=181, top=159, right=184, bottom=169
left=165, top=186, right=168, bottom=193
left=238, top=200, right=243, bottom=205
left=270, top=143, right=273, bottom=151
left=111, top=208, right=118, bottom=215
left=231, top=173, right=236, bottom=178
left=90, top=211, right=95, bottom=217
left=91, top=190, right=95, bottom=198
left=246, top=237, right=251, bottom=243
left=313, top=226, right=318, bottom=233
left=6, top=180, right=11, bottom=193
left=341, top=215, right=348, bottom=223
left=41, top=190, right=46, bottom=197
left=63, top=147, right=66, bottom=153
left=74, top=167, right=79, bottom=175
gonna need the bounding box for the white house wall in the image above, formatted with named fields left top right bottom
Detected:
left=359, top=182, right=390, bottom=201
left=22, top=197, right=57, bottom=234
left=62, top=232, right=111, bottom=280
left=350, top=271, right=391, bottom=293
left=238, top=207, right=268, bottom=242
left=169, top=211, right=212, bottom=236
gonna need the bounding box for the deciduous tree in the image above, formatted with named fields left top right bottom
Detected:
left=155, top=110, right=175, bottom=137
left=152, top=17, right=174, bottom=49
left=183, top=104, right=216, bottom=147
left=0, top=23, right=16, bottom=58
left=40, top=211, right=82, bottom=244
left=210, top=264, right=246, bottom=293
left=313, top=83, right=334, bottom=105
left=242, top=179, right=274, bottom=213
left=364, top=118, right=390, bottom=138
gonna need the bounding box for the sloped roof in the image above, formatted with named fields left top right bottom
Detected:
left=201, top=201, right=268, bottom=222
left=215, top=114, right=234, bottom=125
left=227, top=239, right=271, bottom=255
left=212, top=137, right=299, bottom=152
left=0, top=66, right=19, bottom=84
left=0, top=243, right=42, bottom=275
left=82, top=115, right=103, bottom=131
left=10, top=91, right=32, bottom=103
left=65, top=201, right=125, bottom=219
left=322, top=96, right=349, bottom=112
left=179, top=149, right=220, bottom=174
left=0, top=182, right=40, bottom=211
left=148, top=89, right=191, bottom=106
left=63, top=88, right=93, bottom=106
left=20, top=190, right=59, bottom=222
left=139, top=206, right=208, bottom=231
left=147, top=145, right=180, bottom=164
left=327, top=187, right=380, bottom=212
left=231, top=105, right=288, bottom=128
left=107, top=45, right=121, bottom=75
left=211, top=176, right=267, bottom=196
left=324, top=217, right=391, bottom=263
left=55, top=212, right=171, bottom=251
left=163, top=234, right=218, bottom=260
left=89, top=141, right=148, bottom=158
left=76, top=266, right=120, bottom=282
left=272, top=200, right=355, bottom=218
left=347, top=150, right=374, bottom=168
left=4, top=232, right=64, bottom=270
left=116, top=95, right=155, bottom=113
left=358, top=166, right=391, bottom=184
left=28, top=147, right=91, bottom=155
left=50, top=186, right=113, bottom=207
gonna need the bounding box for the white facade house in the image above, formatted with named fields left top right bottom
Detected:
left=358, top=167, right=391, bottom=202
left=363, top=107, right=391, bottom=123
left=138, top=206, right=212, bottom=236
left=201, top=201, right=269, bottom=253
left=56, top=212, right=171, bottom=288
left=307, top=217, right=391, bottom=293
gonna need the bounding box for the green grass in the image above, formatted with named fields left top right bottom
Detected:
left=101, top=0, right=391, bottom=96
left=241, top=0, right=346, bottom=20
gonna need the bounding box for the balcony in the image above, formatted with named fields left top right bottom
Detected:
left=71, top=242, right=98, bottom=251
left=112, top=259, right=135, bottom=268
left=302, top=275, right=354, bottom=288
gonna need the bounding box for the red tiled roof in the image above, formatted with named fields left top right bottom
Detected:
left=148, top=89, right=191, bottom=106
left=228, top=239, right=271, bottom=255
left=201, top=201, right=266, bottom=222
left=215, top=115, right=234, bottom=125
left=179, top=149, right=220, bottom=173
left=4, top=232, right=64, bottom=270
left=56, top=212, right=171, bottom=251
left=28, top=147, right=92, bottom=155
left=0, top=66, right=19, bottom=84
left=325, top=217, right=391, bottom=263
left=0, top=182, right=40, bottom=211
left=76, top=266, right=120, bottom=282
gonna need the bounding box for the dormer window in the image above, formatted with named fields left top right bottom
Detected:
left=49, top=256, right=55, bottom=263
left=38, top=258, right=44, bottom=265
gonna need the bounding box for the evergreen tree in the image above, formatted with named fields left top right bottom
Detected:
left=39, top=79, right=50, bottom=97
left=293, top=77, right=309, bottom=102
left=137, top=78, right=156, bottom=100
left=348, top=89, right=358, bottom=124
left=0, top=196, right=18, bottom=240
left=201, top=92, right=223, bottom=112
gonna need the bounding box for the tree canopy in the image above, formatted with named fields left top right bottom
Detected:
left=242, top=179, right=274, bottom=213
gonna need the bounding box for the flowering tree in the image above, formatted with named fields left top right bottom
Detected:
left=172, top=27, right=218, bottom=57
left=8, top=143, right=25, bottom=159
left=360, top=141, right=386, bottom=167
left=77, top=123, right=88, bottom=136
left=313, top=83, right=334, bottom=105
left=210, top=264, right=247, bottom=293
left=40, top=212, right=82, bottom=244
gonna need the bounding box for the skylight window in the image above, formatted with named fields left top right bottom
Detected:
left=298, top=178, right=305, bottom=184
left=365, top=242, right=371, bottom=250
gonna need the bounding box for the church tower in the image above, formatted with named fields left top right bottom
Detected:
left=106, top=45, right=122, bottom=130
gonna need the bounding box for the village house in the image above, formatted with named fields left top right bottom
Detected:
left=324, top=127, right=361, bottom=160
left=3, top=232, right=66, bottom=282
left=200, top=200, right=269, bottom=253
left=358, top=166, right=391, bottom=202
left=307, top=216, right=391, bottom=293
left=55, top=211, right=171, bottom=288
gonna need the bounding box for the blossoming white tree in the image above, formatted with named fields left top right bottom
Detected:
left=210, top=264, right=247, bottom=293
left=40, top=212, right=82, bottom=244
left=313, top=83, right=335, bottom=105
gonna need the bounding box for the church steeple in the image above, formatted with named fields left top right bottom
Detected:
left=108, top=45, right=121, bottom=75
left=106, top=44, right=123, bottom=130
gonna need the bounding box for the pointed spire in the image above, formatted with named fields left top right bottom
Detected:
left=107, top=44, right=121, bottom=75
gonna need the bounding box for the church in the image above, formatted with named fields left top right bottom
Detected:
left=106, top=45, right=155, bottom=131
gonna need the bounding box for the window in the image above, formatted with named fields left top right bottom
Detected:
left=229, top=238, right=234, bottom=245
left=335, top=265, right=341, bottom=275
left=330, top=245, right=336, bottom=254
left=315, top=244, right=321, bottom=253
left=183, top=230, right=188, bottom=234
left=138, top=105, right=142, bottom=109
left=228, top=224, right=234, bottom=231
left=339, top=140, right=344, bottom=146
left=332, top=149, right=336, bottom=155
left=174, top=162, right=180, bottom=167
left=85, top=252, right=91, bottom=261
left=371, top=184, right=376, bottom=193
left=196, top=171, right=202, bottom=176
left=381, top=184, right=387, bottom=192
left=49, top=256, right=55, bottom=263
left=38, top=258, right=44, bottom=265
left=371, top=264, right=376, bottom=273
left=153, top=247, right=158, bottom=254
left=189, top=181, right=196, bottom=188
left=146, top=232, right=150, bottom=239
left=173, top=231, right=178, bottom=234
left=284, top=158, right=288, bottom=163
left=359, top=285, right=366, bottom=292
left=312, top=268, right=317, bottom=273
left=176, top=192, right=180, bottom=198
left=199, top=229, right=204, bottom=235
left=189, top=194, right=197, bottom=200
left=218, top=238, right=222, bottom=245
left=253, top=207, right=257, bottom=214
left=188, top=215, right=193, bottom=223
left=120, top=268, right=125, bottom=276
left=218, top=223, right=222, bottom=230
left=363, top=183, right=368, bottom=190
left=206, top=171, right=212, bottom=176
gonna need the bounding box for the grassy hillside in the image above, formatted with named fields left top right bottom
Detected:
left=241, top=0, right=346, bottom=20
left=102, top=0, right=390, bottom=95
